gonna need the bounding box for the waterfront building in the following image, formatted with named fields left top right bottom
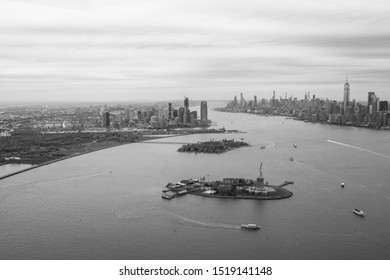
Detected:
left=200, top=101, right=208, bottom=125
left=173, top=109, right=178, bottom=119
left=367, top=92, right=376, bottom=116
left=184, top=97, right=189, bottom=111
left=102, top=112, right=110, bottom=127
left=178, top=107, right=184, bottom=124
left=379, top=101, right=388, bottom=112
left=190, top=111, right=197, bottom=120
left=168, top=103, right=173, bottom=119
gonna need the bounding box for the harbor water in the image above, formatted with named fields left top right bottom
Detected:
left=1, top=104, right=390, bottom=259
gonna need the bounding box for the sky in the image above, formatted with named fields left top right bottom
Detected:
left=1, top=0, right=390, bottom=102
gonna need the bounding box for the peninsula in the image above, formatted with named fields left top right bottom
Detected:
left=162, top=162, right=293, bottom=200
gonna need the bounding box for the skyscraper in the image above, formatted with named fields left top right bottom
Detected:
left=200, top=101, right=208, bottom=125
left=184, top=97, right=189, bottom=111
left=102, top=112, right=110, bottom=127
left=178, top=107, right=185, bottom=124
left=379, top=101, right=388, bottom=112
left=168, top=103, right=172, bottom=119
left=184, top=97, right=190, bottom=124
left=343, top=77, right=350, bottom=115
left=367, top=92, right=376, bottom=117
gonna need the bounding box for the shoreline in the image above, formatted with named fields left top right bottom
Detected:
left=0, top=135, right=170, bottom=181
left=190, top=188, right=293, bottom=200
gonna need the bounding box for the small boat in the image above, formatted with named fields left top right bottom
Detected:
left=289, top=157, right=294, bottom=161
left=260, top=146, right=266, bottom=149
left=341, top=182, right=345, bottom=188
left=293, top=144, right=297, bottom=148
left=241, top=224, right=260, bottom=230
left=353, top=209, right=365, bottom=217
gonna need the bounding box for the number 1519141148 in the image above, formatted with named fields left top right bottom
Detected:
left=212, top=267, right=272, bottom=276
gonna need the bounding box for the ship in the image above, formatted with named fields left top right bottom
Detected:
left=241, top=224, right=260, bottom=230
left=353, top=208, right=365, bottom=217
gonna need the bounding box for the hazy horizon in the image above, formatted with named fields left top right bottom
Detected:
left=1, top=0, right=390, bottom=102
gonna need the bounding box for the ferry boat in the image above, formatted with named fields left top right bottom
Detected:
left=240, top=224, right=260, bottom=230
left=353, top=209, right=365, bottom=217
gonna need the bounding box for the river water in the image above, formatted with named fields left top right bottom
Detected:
left=1, top=104, right=390, bottom=260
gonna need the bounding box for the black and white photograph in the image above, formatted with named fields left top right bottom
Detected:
left=0, top=0, right=389, bottom=278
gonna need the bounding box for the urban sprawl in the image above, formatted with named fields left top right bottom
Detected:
left=218, top=79, right=389, bottom=129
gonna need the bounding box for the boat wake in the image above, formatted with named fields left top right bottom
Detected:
left=326, top=140, right=390, bottom=160
left=4, top=170, right=112, bottom=188
left=168, top=212, right=240, bottom=229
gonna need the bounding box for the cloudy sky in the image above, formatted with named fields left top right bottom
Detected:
left=1, top=0, right=390, bottom=102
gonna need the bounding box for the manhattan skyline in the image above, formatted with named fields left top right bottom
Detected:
left=1, top=0, right=390, bottom=102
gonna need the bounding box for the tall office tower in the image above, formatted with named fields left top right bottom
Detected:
left=240, top=92, right=244, bottom=107
left=200, top=101, right=208, bottom=125
left=343, top=77, right=350, bottom=115
left=173, top=109, right=178, bottom=119
left=184, top=97, right=189, bottom=111
left=304, top=92, right=308, bottom=101
left=379, top=101, right=388, bottom=112
left=168, top=103, right=172, bottom=119
left=102, top=112, right=110, bottom=127
left=308, top=91, right=310, bottom=101
left=254, top=96, right=257, bottom=107
left=125, top=108, right=130, bottom=121
left=367, top=92, right=376, bottom=109
left=158, top=106, right=163, bottom=120
left=273, top=91, right=275, bottom=100
left=178, top=107, right=185, bottom=124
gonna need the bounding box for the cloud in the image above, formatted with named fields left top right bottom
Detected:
left=1, top=0, right=390, bottom=102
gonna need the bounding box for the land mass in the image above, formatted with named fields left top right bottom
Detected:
left=162, top=178, right=293, bottom=200
left=177, top=139, right=249, bottom=154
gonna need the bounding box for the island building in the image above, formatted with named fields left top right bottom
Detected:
left=217, top=163, right=278, bottom=196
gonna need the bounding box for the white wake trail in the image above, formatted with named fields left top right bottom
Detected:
left=326, top=140, right=390, bottom=160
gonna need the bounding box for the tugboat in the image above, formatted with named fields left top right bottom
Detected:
left=240, top=224, right=260, bottom=230
left=353, top=209, right=366, bottom=217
